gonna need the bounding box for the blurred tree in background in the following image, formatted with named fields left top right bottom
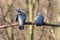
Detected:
left=0, top=0, right=60, bottom=40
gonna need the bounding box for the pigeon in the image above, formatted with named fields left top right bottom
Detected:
left=16, top=8, right=26, bottom=30
left=34, top=12, right=44, bottom=26
left=34, top=12, right=60, bottom=27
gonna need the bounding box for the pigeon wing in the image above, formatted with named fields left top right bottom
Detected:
left=34, top=16, right=39, bottom=21
left=16, top=14, right=18, bottom=21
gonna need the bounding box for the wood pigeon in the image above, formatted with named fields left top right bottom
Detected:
left=34, top=12, right=44, bottom=26
left=16, top=8, right=26, bottom=30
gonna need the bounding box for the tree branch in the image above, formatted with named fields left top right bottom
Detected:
left=0, top=22, right=60, bottom=29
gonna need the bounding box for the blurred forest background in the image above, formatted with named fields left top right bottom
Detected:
left=0, top=0, right=60, bottom=40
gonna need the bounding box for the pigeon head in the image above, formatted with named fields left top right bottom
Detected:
left=38, top=12, right=42, bottom=15
left=16, top=8, right=21, bottom=13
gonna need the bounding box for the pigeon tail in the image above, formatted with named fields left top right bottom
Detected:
left=19, top=26, right=24, bottom=30
left=36, top=22, right=43, bottom=26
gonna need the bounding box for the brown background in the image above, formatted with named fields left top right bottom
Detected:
left=0, top=0, right=60, bottom=40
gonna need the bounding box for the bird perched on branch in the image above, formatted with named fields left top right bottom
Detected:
left=34, top=12, right=60, bottom=27
left=16, top=8, right=26, bottom=30
left=34, top=12, right=44, bottom=26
